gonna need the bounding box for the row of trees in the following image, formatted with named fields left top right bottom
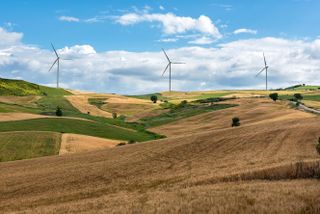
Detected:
left=269, top=93, right=303, bottom=102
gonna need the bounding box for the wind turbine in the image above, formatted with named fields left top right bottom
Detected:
left=161, top=48, right=185, bottom=92
left=49, top=43, right=61, bottom=88
left=255, top=52, right=269, bottom=91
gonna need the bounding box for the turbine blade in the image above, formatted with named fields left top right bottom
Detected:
left=49, top=58, right=58, bottom=71
left=255, top=67, right=266, bottom=77
left=263, top=52, right=267, bottom=67
left=51, top=43, right=59, bottom=58
left=162, top=48, right=170, bottom=62
left=171, top=62, right=185, bottom=64
left=162, top=63, right=170, bottom=76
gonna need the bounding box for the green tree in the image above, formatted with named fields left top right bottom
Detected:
left=269, top=93, right=279, bottom=102
left=56, top=106, right=63, bottom=116
left=294, top=93, right=303, bottom=100
left=150, top=95, right=158, bottom=103
left=232, top=117, right=240, bottom=127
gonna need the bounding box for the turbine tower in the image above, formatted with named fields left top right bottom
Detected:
left=161, top=49, right=185, bottom=92
left=255, top=52, right=269, bottom=91
left=49, top=43, right=60, bottom=88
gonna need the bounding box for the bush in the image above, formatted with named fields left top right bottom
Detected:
left=232, top=117, right=240, bottom=127
left=269, top=93, right=279, bottom=102
left=55, top=106, right=63, bottom=116
left=294, top=93, right=303, bottom=100
left=112, top=112, right=117, bottom=119
left=117, top=142, right=126, bottom=146
left=128, top=140, right=136, bottom=144
left=316, top=137, right=320, bottom=155
left=177, top=100, right=188, bottom=108
left=150, top=95, right=158, bottom=103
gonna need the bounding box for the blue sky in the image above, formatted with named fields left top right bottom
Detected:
left=1, top=0, right=319, bottom=51
left=0, top=0, right=320, bottom=93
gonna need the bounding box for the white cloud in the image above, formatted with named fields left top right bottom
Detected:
left=0, top=27, right=23, bottom=47
left=158, top=38, right=178, bottom=43
left=188, top=36, right=215, bottom=45
left=233, top=28, right=257, bottom=35
left=59, top=16, right=80, bottom=22
left=115, top=12, right=221, bottom=39
left=159, top=5, right=165, bottom=11
left=1, top=27, right=320, bottom=93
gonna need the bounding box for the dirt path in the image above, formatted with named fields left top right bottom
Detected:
left=65, top=95, right=112, bottom=118
left=59, top=133, right=123, bottom=155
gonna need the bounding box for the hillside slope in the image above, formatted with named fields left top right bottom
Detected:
left=1, top=98, right=319, bottom=213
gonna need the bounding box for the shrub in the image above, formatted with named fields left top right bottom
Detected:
left=269, top=93, right=279, bottom=102
left=128, top=140, right=136, bottom=144
left=150, top=95, right=158, bottom=103
left=87, top=111, right=90, bottom=115
left=296, top=102, right=300, bottom=107
left=316, top=137, right=320, bottom=155
left=112, top=112, right=117, bottom=119
left=177, top=100, right=188, bottom=108
left=232, top=117, right=240, bottom=127
left=294, top=93, right=303, bottom=100
left=117, top=142, right=126, bottom=146
left=55, top=106, right=63, bottom=116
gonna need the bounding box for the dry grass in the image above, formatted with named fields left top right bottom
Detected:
left=59, top=133, right=123, bottom=155
left=0, top=112, right=92, bottom=122
left=0, top=95, right=40, bottom=107
left=303, top=100, right=320, bottom=110
left=66, top=95, right=112, bottom=118
left=0, top=97, right=320, bottom=213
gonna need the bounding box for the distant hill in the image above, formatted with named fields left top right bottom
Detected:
left=283, top=84, right=320, bottom=91
left=0, top=78, right=71, bottom=96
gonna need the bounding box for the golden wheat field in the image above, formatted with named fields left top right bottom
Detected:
left=0, top=96, right=320, bottom=213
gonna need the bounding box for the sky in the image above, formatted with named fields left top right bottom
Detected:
left=0, top=0, right=320, bottom=94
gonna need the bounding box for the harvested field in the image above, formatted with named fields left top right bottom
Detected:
left=59, top=133, right=123, bottom=155
left=66, top=95, right=112, bottom=118
left=1, top=98, right=320, bottom=213
left=0, top=95, right=40, bottom=107
left=0, top=112, right=91, bottom=122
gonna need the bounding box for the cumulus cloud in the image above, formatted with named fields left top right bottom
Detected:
left=0, top=27, right=23, bottom=47
left=59, top=16, right=80, bottom=22
left=115, top=12, right=221, bottom=39
left=1, top=27, right=320, bottom=94
left=233, top=28, right=258, bottom=35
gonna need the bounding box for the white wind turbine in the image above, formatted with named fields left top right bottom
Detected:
left=161, top=48, right=185, bottom=92
left=255, top=52, right=269, bottom=90
left=49, top=43, right=72, bottom=88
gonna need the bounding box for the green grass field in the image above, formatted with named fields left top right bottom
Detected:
left=0, top=131, right=61, bottom=162
left=0, top=118, right=163, bottom=142
left=127, top=93, right=168, bottom=101
left=140, top=103, right=237, bottom=127
left=88, top=98, right=107, bottom=109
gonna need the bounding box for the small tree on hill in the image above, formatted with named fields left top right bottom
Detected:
left=269, top=93, right=279, bottom=102
left=294, top=93, right=303, bottom=101
left=232, top=117, right=240, bottom=127
left=150, top=95, right=158, bottom=103
left=112, top=112, right=117, bottom=119
left=56, top=106, right=63, bottom=116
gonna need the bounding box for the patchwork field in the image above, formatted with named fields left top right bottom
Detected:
left=1, top=79, right=320, bottom=213
left=0, top=96, right=319, bottom=213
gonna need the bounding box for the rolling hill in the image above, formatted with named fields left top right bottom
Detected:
left=0, top=78, right=320, bottom=213
left=0, top=97, right=319, bottom=213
